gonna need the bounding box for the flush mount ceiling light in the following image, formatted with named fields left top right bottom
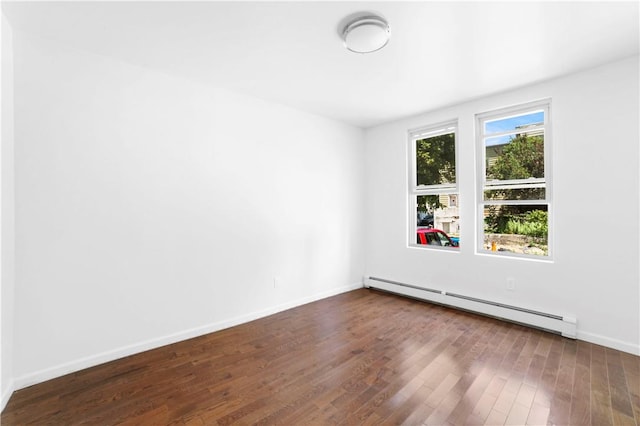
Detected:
left=342, top=14, right=390, bottom=54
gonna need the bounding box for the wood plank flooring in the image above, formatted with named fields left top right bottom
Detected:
left=3, top=289, right=639, bottom=425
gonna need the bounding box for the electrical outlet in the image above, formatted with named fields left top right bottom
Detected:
left=506, top=277, right=515, bottom=291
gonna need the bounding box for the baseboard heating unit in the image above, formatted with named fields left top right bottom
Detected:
left=364, top=276, right=577, bottom=339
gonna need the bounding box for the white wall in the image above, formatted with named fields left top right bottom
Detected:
left=1, top=12, right=16, bottom=410
left=11, top=33, right=365, bottom=387
left=365, top=56, right=640, bottom=354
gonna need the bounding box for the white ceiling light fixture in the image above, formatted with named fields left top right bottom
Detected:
left=342, top=14, right=390, bottom=54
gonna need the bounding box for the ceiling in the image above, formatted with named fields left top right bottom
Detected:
left=2, top=1, right=639, bottom=128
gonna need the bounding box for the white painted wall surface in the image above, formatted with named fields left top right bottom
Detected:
left=364, top=56, right=640, bottom=354
left=11, top=34, right=365, bottom=387
left=1, top=12, right=16, bottom=410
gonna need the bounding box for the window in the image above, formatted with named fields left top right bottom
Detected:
left=409, top=122, right=460, bottom=249
left=477, top=101, right=551, bottom=258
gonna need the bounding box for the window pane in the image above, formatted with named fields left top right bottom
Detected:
left=484, top=188, right=545, bottom=201
left=485, top=134, right=544, bottom=180
left=416, top=194, right=460, bottom=248
left=416, top=132, right=456, bottom=186
left=484, top=110, right=544, bottom=135
left=483, top=204, right=548, bottom=256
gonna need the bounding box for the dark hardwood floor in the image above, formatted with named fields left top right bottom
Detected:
left=2, top=289, right=639, bottom=425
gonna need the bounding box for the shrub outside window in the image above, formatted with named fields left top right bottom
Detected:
left=409, top=122, right=460, bottom=249
left=477, top=101, right=551, bottom=258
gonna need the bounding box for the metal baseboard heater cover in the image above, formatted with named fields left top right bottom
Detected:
left=365, top=277, right=577, bottom=339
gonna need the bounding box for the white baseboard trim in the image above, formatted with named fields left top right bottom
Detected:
left=13, top=282, right=363, bottom=391
left=576, top=330, right=640, bottom=356
left=1, top=379, right=15, bottom=413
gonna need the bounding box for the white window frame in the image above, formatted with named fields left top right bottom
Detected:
left=408, top=120, right=459, bottom=249
left=476, top=99, right=553, bottom=259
